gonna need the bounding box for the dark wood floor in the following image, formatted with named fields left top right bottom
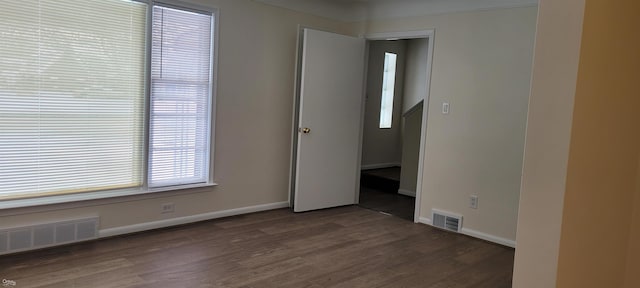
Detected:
left=361, top=167, right=401, bottom=182
left=0, top=206, right=515, bottom=288
left=359, top=187, right=415, bottom=221
left=359, top=167, right=415, bottom=221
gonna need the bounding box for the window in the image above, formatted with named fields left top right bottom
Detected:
left=149, top=6, right=213, bottom=187
left=0, top=1, right=215, bottom=202
left=379, top=52, right=397, bottom=129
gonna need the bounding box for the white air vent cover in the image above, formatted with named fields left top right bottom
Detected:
left=0, top=217, right=98, bottom=255
left=431, top=209, right=462, bottom=232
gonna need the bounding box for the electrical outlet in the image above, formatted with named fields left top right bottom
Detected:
left=442, top=102, right=450, bottom=114
left=470, top=195, right=478, bottom=209
left=161, top=203, right=175, bottom=214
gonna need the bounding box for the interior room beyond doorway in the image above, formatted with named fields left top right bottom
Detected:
left=359, top=37, right=429, bottom=222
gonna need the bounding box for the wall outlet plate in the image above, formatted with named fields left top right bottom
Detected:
left=161, top=203, right=175, bottom=214
left=442, top=102, right=450, bottom=114
left=470, top=195, right=478, bottom=209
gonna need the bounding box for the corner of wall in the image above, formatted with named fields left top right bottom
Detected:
left=512, top=0, right=586, bottom=287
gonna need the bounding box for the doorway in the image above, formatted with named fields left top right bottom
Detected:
left=358, top=31, right=434, bottom=222
left=289, top=29, right=433, bottom=221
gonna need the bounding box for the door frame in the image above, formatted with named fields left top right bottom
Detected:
left=288, top=26, right=306, bottom=208
left=288, top=28, right=435, bottom=223
left=363, top=29, right=435, bottom=223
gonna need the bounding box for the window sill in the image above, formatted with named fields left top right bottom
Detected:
left=0, top=182, right=218, bottom=211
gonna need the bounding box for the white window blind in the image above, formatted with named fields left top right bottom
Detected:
left=0, top=0, right=147, bottom=200
left=379, top=52, right=397, bottom=129
left=149, top=6, right=213, bottom=187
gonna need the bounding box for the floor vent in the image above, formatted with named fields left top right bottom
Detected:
left=432, top=209, right=462, bottom=232
left=0, top=217, right=98, bottom=255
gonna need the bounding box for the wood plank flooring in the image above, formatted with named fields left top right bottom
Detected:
left=359, top=187, right=415, bottom=221
left=361, top=167, right=401, bottom=182
left=0, top=206, right=515, bottom=288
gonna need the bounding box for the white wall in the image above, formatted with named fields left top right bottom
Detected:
left=402, top=38, right=429, bottom=114
left=0, top=1, right=538, bottom=253
left=361, top=40, right=406, bottom=168
left=398, top=104, right=422, bottom=195
left=0, top=0, right=347, bottom=231
left=547, top=0, right=640, bottom=285
left=356, top=6, right=537, bottom=244
left=397, top=38, right=428, bottom=195
left=511, top=0, right=585, bottom=285
left=255, top=0, right=539, bottom=22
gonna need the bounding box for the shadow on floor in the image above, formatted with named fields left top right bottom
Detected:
left=359, top=167, right=415, bottom=221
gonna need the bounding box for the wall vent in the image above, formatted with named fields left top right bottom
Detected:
left=0, top=217, right=98, bottom=255
left=431, top=209, right=462, bottom=233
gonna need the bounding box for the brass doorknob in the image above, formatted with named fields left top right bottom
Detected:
left=299, top=127, right=311, bottom=134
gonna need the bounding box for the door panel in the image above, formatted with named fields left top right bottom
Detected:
left=293, top=29, right=366, bottom=212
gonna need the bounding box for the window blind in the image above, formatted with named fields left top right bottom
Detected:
left=0, top=0, right=147, bottom=200
left=149, top=6, right=213, bottom=187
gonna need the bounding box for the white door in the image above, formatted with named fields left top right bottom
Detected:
left=292, top=29, right=366, bottom=212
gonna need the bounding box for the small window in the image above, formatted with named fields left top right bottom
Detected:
left=149, top=5, right=214, bottom=188
left=379, top=52, right=397, bottom=129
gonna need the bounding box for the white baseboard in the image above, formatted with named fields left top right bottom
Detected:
left=460, top=228, right=516, bottom=248
left=417, top=217, right=515, bottom=248
left=361, top=163, right=401, bottom=170
left=397, top=189, right=416, bottom=197
left=418, top=216, right=432, bottom=225
left=99, top=201, right=290, bottom=238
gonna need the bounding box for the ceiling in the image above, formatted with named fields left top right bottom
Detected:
left=253, top=0, right=539, bottom=22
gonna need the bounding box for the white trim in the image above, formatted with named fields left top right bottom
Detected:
left=361, top=163, right=401, bottom=170
left=288, top=26, right=305, bottom=208
left=460, top=228, right=516, bottom=248
left=417, top=216, right=516, bottom=248
left=0, top=183, right=218, bottom=213
left=365, top=30, right=434, bottom=41
left=153, top=0, right=216, bottom=15
left=354, top=33, right=370, bottom=206
left=397, top=189, right=416, bottom=197
left=99, top=201, right=289, bottom=238
left=208, top=5, right=220, bottom=186
left=418, top=217, right=432, bottom=225
left=363, top=29, right=435, bottom=224
left=413, top=30, right=435, bottom=224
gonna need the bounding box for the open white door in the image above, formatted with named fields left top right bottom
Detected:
left=292, top=29, right=366, bottom=212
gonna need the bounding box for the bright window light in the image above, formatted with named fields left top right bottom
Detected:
left=379, top=52, right=397, bottom=129
left=0, top=1, right=215, bottom=201
left=149, top=6, right=213, bottom=187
